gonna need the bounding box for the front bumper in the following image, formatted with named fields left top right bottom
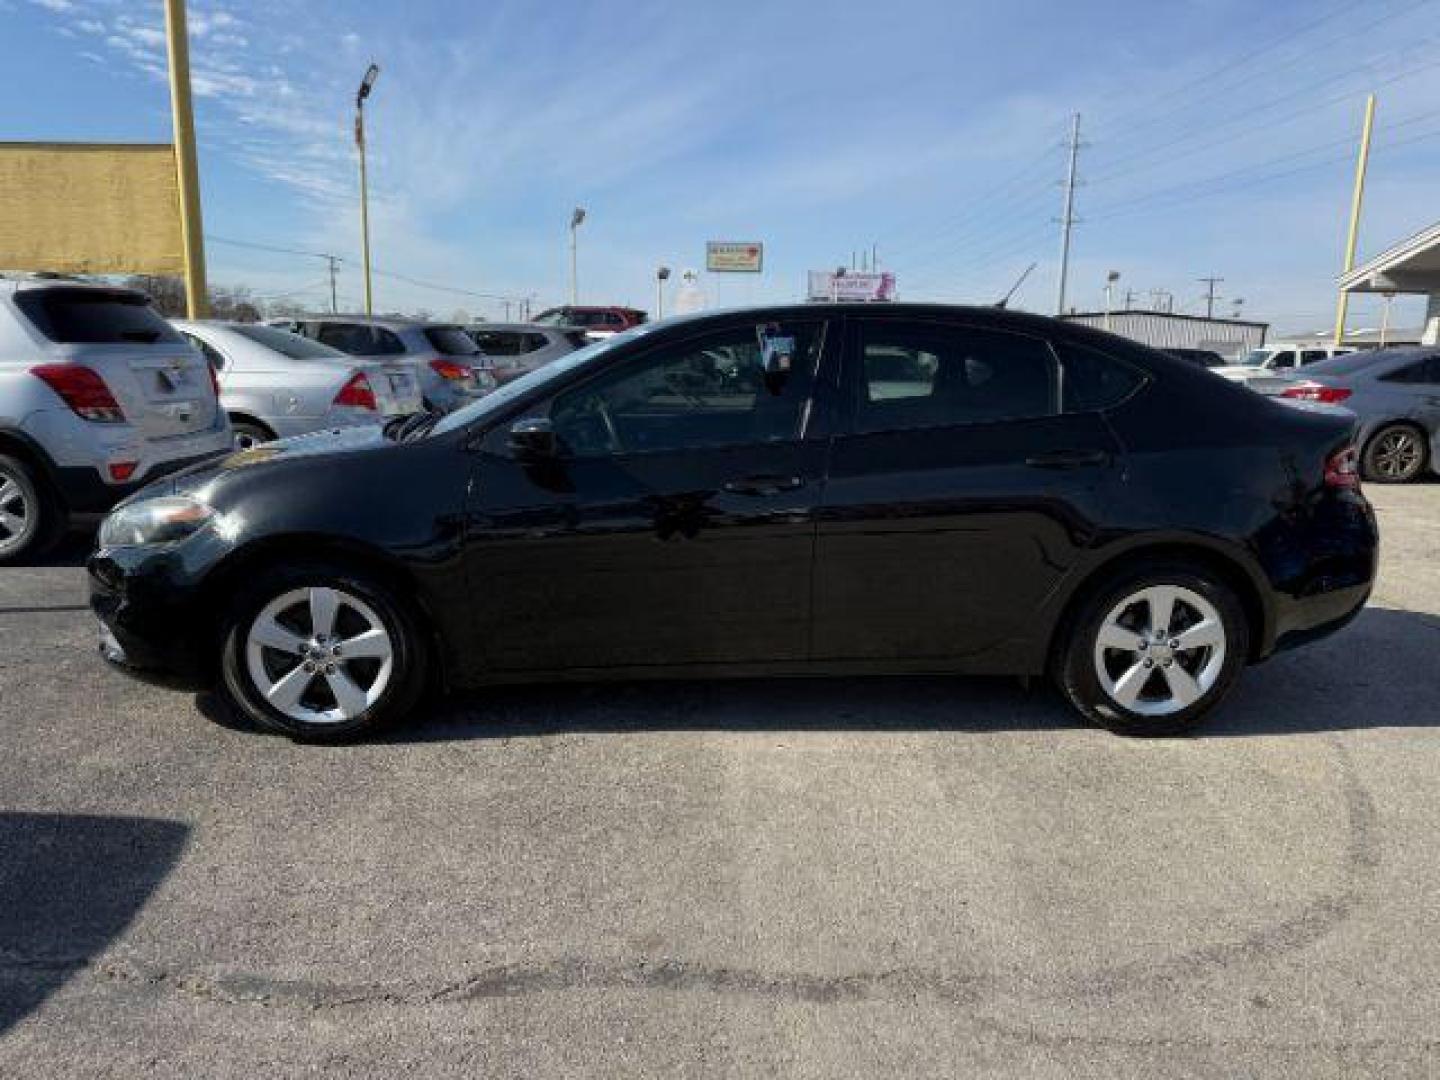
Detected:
left=89, top=543, right=213, bottom=688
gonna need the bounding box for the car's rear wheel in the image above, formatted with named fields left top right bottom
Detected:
left=1362, top=423, right=1428, bottom=483
left=219, top=563, right=429, bottom=741
left=1054, top=562, right=1249, bottom=736
left=0, top=454, right=62, bottom=565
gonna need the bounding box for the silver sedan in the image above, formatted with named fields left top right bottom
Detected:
left=1276, top=347, right=1440, bottom=483
left=173, top=321, right=424, bottom=450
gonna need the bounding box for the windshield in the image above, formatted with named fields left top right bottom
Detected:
left=430, top=323, right=655, bottom=437
left=1239, top=349, right=1273, bottom=367
left=532, top=308, right=571, bottom=326
left=230, top=323, right=347, bottom=359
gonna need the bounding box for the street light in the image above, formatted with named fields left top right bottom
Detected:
left=355, top=62, right=380, bottom=315
left=1104, top=270, right=1120, bottom=330
left=568, top=207, right=586, bottom=305
left=655, top=265, right=671, bottom=319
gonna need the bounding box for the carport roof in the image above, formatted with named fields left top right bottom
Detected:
left=1340, top=219, right=1440, bottom=294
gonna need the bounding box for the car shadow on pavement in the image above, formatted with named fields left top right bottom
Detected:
left=0, top=813, right=189, bottom=1036
left=357, top=606, right=1440, bottom=745
left=4, top=532, right=93, bottom=570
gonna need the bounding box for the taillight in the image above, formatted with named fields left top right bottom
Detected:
left=334, top=372, right=377, bottom=410
left=31, top=364, right=126, bottom=423
left=1325, top=445, right=1361, bottom=489
left=1281, top=382, right=1352, bottom=404
left=428, top=358, right=475, bottom=383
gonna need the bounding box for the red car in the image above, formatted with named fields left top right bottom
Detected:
left=532, top=306, right=647, bottom=337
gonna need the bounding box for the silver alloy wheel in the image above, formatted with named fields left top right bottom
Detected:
left=0, top=472, right=31, bottom=553
left=244, top=586, right=394, bottom=725
left=1371, top=428, right=1424, bottom=480
left=1093, top=584, right=1226, bottom=718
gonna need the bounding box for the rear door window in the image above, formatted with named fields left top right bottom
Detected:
left=315, top=323, right=371, bottom=353
left=15, top=288, right=182, bottom=344
left=1270, top=351, right=1297, bottom=369
left=1301, top=350, right=1329, bottom=365
left=852, top=321, right=1058, bottom=434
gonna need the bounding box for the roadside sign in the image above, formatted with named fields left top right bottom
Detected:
left=706, top=241, right=763, bottom=273
left=807, top=271, right=896, bottom=302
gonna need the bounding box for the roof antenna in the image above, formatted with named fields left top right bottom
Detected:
left=996, top=262, right=1037, bottom=309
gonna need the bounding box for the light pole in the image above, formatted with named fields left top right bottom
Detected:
left=1103, top=270, right=1120, bottom=331
left=568, top=207, right=586, bottom=305
left=655, top=265, right=671, bottom=319
left=355, top=63, right=380, bottom=316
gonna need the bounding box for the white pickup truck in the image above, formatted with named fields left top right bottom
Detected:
left=1211, top=343, right=1353, bottom=395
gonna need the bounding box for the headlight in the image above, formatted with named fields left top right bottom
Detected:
left=99, top=496, right=214, bottom=548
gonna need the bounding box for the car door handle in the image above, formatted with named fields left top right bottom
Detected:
left=722, top=474, right=806, bottom=496
left=1024, top=449, right=1111, bottom=469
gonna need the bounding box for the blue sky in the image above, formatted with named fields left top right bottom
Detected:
left=6, top=0, right=1440, bottom=332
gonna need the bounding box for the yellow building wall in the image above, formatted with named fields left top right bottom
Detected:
left=0, top=143, right=182, bottom=275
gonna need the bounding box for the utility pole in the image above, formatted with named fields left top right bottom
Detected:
left=1199, top=276, right=1224, bottom=319
left=163, top=0, right=208, bottom=318
left=326, top=255, right=339, bottom=313
left=1054, top=112, right=1082, bottom=317
left=1333, top=93, right=1377, bottom=348
left=871, top=242, right=878, bottom=271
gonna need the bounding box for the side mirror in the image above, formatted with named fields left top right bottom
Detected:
left=508, top=417, right=557, bottom=460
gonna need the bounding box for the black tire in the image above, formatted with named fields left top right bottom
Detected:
left=0, top=453, right=64, bottom=565
left=1053, top=560, right=1250, bottom=737
left=230, top=420, right=275, bottom=451
left=1361, top=423, right=1428, bottom=484
left=219, top=562, right=430, bottom=742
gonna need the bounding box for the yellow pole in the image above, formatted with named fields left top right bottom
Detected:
left=1333, top=94, right=1376, bottom=348
left=356, top=108, right=373, bottom=316
left=163, top=0, right=207, bottom=318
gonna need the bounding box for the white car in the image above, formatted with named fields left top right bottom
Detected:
left=174, top=320, right=424, bottom=449
left=0, top=276, right=229, bottom=562
left=1211, top=343, right=1353, bottom=395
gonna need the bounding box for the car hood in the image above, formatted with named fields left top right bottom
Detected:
left=130, top=424, right=391, bottom=505
left=1212, top=365, right=1266, bottom=380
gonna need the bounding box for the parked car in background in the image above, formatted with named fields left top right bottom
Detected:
left=267, top=316, right=495, bottom=411
left=1163, top=347, right=1226, bottom=369
left=91, top=304, right=1375, bottom=743
left=1212, top=342, right=1353, bottom=394
left=532, top=305, right=647, bottom=339
left=0, top=276, right=229, bottom=563
left=466, top=323, right=587, bottom=384
left=174, top=321, right=423, bottom=450
left=1278, top=347, right=1440, bottom=483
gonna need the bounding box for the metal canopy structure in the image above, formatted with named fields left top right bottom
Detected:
left=1339, top=219, right=1440, bottom=295
left=1338, top=219, right=1440, bottom=345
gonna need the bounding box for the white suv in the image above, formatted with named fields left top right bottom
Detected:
left=1211, top=343, right=1354, bottom=394
left=0, top=276, right=231, bottom=562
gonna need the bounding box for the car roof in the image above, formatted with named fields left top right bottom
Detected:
left=300, top=314, right=460, bottom=330
left=0, top=273, right=148, bottom=299
left=470, top=322, right=565, bottom=333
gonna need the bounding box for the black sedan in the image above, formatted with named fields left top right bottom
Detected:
left=89, top=304, right=1378, bottom=742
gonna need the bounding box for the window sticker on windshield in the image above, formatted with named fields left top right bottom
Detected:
left=757, top=324, right=795, bottom=374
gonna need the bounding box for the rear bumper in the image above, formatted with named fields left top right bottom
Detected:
left=1259, top=492, right=1379, bottom=658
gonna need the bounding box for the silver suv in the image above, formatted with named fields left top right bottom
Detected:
left=268, top=316, right=495, bottom=412
left=0, top=276, right=229, bottom=562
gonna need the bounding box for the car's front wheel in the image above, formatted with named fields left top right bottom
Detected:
left=219, top=563, right=430, bottom=741
left=1054, top=562, right=1249, bottom=736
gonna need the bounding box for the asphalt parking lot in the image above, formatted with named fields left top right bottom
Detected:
left=2, top=485, right=1438, bottom=1078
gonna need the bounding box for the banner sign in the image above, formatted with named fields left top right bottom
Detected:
left=706, top=241, right=763, bottom=273
left=807, top=270, right=896, bottom=302
left=0, top=143, right=183, bottom=274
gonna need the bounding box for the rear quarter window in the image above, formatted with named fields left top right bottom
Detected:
left=1053, top=340, right=1146, bottom=412
left=15, top=289, right=182, bottom=345
left=423, top=326, right=479, bottom=355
